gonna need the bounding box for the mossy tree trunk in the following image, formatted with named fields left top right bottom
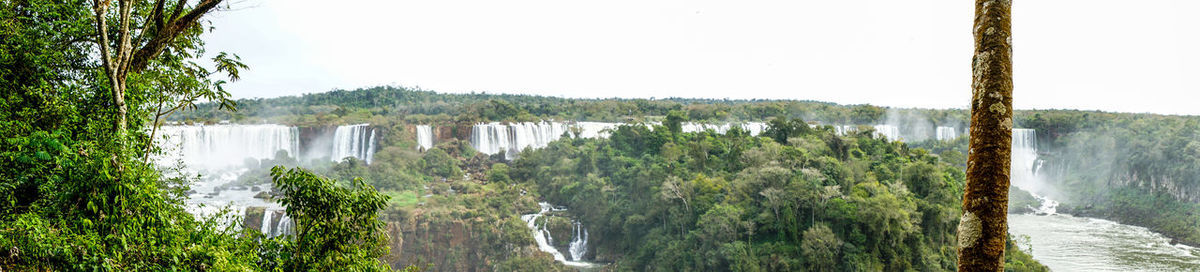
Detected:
left=957, top=0, right=1014, bottom=271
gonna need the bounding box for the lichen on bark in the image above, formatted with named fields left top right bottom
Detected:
left=957, top=0, right=1014, bottom=271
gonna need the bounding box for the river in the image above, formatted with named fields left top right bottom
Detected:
left=1008, top=214, right=1200, bottom=271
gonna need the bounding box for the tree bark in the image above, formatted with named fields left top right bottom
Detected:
left=957, top=0, right=1014, bottom=271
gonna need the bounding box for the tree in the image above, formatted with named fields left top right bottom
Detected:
left=269, top=166, right=392, bottom=271
left=957, top=0, right=1014, bottom=270
left=800, top=224, right=841, bottom=272
left=90, top=0, right=228, bottom=148
left=665, top=110, right=687, bottom=135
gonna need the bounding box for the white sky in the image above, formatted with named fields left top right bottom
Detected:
left=203, top=0, right=1200, bottom=115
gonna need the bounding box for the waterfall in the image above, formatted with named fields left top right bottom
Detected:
left=470, top=121, right=769, bottom=159
left=331, top=124, right=376, bottom=164
left=575, top=122, right=620, bottom=138
left=740, top=122, right=768, bottom=136
left=155, top=124, right=309, bottom=237
left=1011, top=128, right=1057, bottom=215
left=936, top=126, right=958, bottom=141
left=569, top=221, right=589, bottom=261
left=416, top=125, right=435, bottom=151
left=156, top=124, right=300, bottom=171
left=470, top=122, right=571, bottom=160
left=262, top=209, right=294, bottom=238
left=276, top=214, right=293, bottom=237
left=873, top=124, right=900, bottom=140
left=835, top=125, right=857, bottom=136
left=520, top=202, right=597, bottom=267
left=260, top=209, right=273, bottom=235
left=242, top=208, right=294, bottom=238
left=680, top=122, right=768, bottom=135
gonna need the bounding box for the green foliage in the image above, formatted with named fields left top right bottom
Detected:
left=508, top=121, right=1024, bottom=271
left=0, top=1, right=406, bottom=270
left=488, top=163, right=513, bottom=184
left=800, top=224, right=841, bottom=271
left=268, top=166, right=392, bottom=271
left=420, top=148, right=464, bottom=178
left=170, top=85, right=905, bottom=126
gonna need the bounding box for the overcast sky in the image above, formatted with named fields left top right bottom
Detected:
left=203, top=0, right=1200, bottom=115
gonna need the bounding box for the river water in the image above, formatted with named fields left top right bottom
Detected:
left=1008, top=214, right=1200, bottom=271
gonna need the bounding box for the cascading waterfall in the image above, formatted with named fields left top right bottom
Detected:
left=331, top=124, right=376, bottom=164
left=416, top=125, right=435, bottom=151
left=834, top=125, right=857, bottom=136
left=470, top=121, right=768, bottom=159
left=156, top=124, right=300, bottom=170
left=1011, top=128, right=1057, bottom=215
left=569, top=221, right=589, bottom=261
left=873, top=124, right=900, bottom=140
left=521, top=202, right=597, bottom=267
left=574, top=122, right=621, bottom=138
left=680, top=122, right=768, bottom=135
left=470, top=122, right=571, bottom=160
left=936, top=126, right=958, bottom=141
left=259, top=208, right=294, bottom=238
left=155, top=124, right=302, bottom=237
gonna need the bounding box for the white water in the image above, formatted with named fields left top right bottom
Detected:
left=470, top=121, right=768, bottom=160
left=873, top=124, right=900, bottom=141
left=936, top=126, right=958, bottom=141
left=1003, top=128, right=1200, bottom=270
left=331, top=124, right=376, bottom=164
left=521, top=202, right=599, bottom=267
left=574, top=122, right=621, bottom=139
left=416, top=125, right=435, bottom=151
left=1010, top=214, right=1200, bottom=271
left=259, top=208, right=293, bottom=238
left=157, top=124, right=300, bottom=170
left=471, top=122, right=571, bottom=160
left=680, top=122, right=768, bottom=135
left=1010, top=128, right=1057, bottom=214
left=156, top=123, right=385, bottom=237
left=569, top=221, right=589, bottom=261
left=834, top=125, right=857, bottom=136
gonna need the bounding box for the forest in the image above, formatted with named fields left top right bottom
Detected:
left=4, top=0, right=1198, bottom=271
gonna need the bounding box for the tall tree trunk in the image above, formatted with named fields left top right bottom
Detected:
left=91, top=0, right=224, bottom=157
left=957, top=0, right=1013, bottom=271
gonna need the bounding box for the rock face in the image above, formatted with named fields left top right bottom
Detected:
left=543, top=216, right=573, bottom=248
left=382, top=213, right=479, bottom=271
left=244, top=207, right=267, bottom=233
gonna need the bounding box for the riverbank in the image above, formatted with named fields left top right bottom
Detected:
left=1057, top=187, right=1200, bottom=248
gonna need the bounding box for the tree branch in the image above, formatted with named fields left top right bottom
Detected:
left=93, top=0, right=115, bottom=79
left=151, top=0, right=166, bottom=32
left=129, top=0, right=223, bottom=72
left=115, top=0, right=134, bottom=76
left=168, top=0, right=186, bottom=22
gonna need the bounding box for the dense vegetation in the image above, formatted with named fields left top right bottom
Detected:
left=503, top=116, right=1045, bottom=271
left=0, top=1, right=397, bottom=270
